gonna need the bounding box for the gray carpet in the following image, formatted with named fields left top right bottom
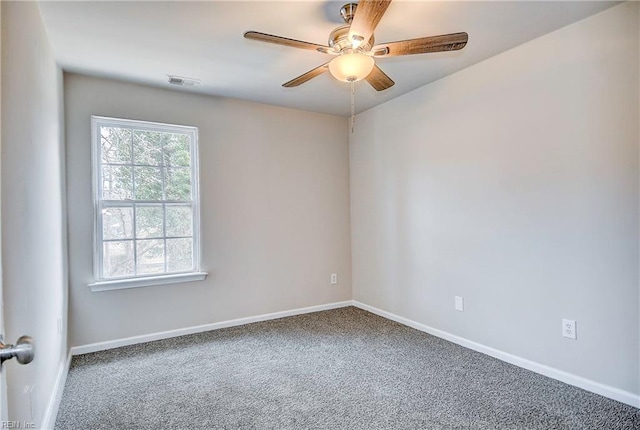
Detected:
left=55, top=307, right=640, bottom=429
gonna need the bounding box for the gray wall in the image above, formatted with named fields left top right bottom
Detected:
left=1, top=1, right=68, bottom=425
left=350, top=3, right=639, bottom=395
left=65, top=74, right=352, bottom=347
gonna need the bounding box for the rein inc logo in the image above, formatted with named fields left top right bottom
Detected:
left=1, top=422, right=34, bottom=429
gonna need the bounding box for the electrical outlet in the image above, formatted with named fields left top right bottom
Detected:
left=562, top=319, right=576, bottom=340
left=57, top=317, right=63, bottom=335
left=455, top=296, right=464, bottom=312
left=330, top=274, right=338, bottom=285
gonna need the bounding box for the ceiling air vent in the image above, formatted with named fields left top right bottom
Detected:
left=167, top=75, right=201, bottom=87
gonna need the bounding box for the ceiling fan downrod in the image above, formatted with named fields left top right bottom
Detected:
left=340, top=3, right=358, bottom=24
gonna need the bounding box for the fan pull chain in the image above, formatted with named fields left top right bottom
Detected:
left=350, top=80, right=355, bottom=133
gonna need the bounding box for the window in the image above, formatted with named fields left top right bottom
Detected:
left=90, top=116, right=206, bottom=291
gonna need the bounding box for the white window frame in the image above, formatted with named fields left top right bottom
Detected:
left=89, top=116, right=206, bottom=292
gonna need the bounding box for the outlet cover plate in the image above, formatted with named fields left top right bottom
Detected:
left=455, top=296, right=464, bottom=312
left=562, top=319, right=577, bottom=340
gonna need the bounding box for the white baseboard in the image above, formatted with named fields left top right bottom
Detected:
left=70, top=300, right=353, bottom=356
left=65, top=299, right=639, bottom=411
left=40, top=351, right=72, bottom=430
left=352, top=300, right=640, bottom=409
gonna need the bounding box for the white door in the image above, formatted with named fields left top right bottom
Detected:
left=0, top=0, right=7, bottom=420
left=0, top=1, right=7, bottom=421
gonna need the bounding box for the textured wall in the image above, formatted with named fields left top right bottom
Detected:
left=350, top=3, right=639, bottom=395
left=1, top=1, right=68, bottom=425
left=65, top=74, right=351, bottom=347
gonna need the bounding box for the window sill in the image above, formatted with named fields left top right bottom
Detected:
left=89, top=272, right=208, bottom=292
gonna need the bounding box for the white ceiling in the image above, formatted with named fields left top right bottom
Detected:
left=37, top=1, right=618, bottom=116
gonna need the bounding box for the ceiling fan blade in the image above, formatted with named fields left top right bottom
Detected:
left=348, top=0, right=392, bottom=48
left=365, top=65, right=394, bottom=91
left=283, top=63, right=330, bottom=87
left=372, top=32, right=468, bottom=57
left=244, top=31, right=330, bottom=53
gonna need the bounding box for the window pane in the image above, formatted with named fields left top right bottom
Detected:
left=102, top=165, right=133, bottom=200
left=103, top=241, right=134, bottom=278
left=136, top=239, right=165, bottom=275
left=134, top=166, right=163, bottom=200
left=135, top=205, right=163, bottom=239
left=165, top=167, right=191, bottom=200
left=133, top=130, right=163, bottom=166
left=100, top=127, right=131, bottom=164
left=167, top=238, right=193, bottom=272
left=102, top=207, right=133, bottom=240
left=163, top=133, right=191, bottom=167
left=166, top=205, right=192, bottom=237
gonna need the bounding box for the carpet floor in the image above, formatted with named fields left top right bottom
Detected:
left=55, top=307, right=640, bottom=429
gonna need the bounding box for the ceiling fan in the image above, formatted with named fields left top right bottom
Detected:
left=244, top=0, right=468, bottom=91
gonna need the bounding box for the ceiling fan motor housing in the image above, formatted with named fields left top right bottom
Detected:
left=329, top=24, right=374, bottom=53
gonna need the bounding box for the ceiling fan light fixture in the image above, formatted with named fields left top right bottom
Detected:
left=328, top=52, right=375, bottom=83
